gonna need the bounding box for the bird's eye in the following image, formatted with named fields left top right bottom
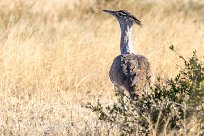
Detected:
left=117, top=13, right=123, bottom=17
left=117, top=12, right=126, bottom=18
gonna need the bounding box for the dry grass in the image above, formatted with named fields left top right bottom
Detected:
left=0, top=0, right=203, bottom=135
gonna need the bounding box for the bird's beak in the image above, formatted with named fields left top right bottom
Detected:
left=102, top=10, right=115, bottom=16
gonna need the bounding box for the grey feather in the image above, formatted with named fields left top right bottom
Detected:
left=103, top=9, right=152, bottom=98
left=110, top=54, right=151, bottom=98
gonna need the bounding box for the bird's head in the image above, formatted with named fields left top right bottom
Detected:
left=103, top=10, right=142, bottom=27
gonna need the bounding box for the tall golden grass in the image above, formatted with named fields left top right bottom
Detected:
left=0, top=0, right=203, bottom=135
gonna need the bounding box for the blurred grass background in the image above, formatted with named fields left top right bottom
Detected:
left=0, top=0, right=203, bottom=135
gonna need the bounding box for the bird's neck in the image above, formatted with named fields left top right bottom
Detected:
left=120, top=24, right=135, bottom=55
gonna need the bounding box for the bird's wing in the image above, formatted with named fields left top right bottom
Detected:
left=109, top=54, right=151, bottom=96
left=121, top=54, right=151, bottom=93
left=109, top=55, right=126, bottom=87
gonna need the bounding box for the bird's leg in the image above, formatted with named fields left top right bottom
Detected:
left=114, top=86, right=126, bottom=110
left=130, top=92, right=139, bottom=100
left=114, top=85, right=125, bottom=98
left=129, top=88, right=139, bottom=100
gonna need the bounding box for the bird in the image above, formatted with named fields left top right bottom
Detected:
left=103, top=10, right=152, bottom=99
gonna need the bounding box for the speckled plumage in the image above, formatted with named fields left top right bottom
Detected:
left=103, top=10, right=152, bottom=98
left=109, top=54, right=151, bottom=98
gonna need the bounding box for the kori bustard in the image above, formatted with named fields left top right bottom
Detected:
left=103, top=10, right=152, bottom=99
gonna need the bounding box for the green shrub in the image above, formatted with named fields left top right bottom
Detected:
left=86, top=48, right=204, bottom=135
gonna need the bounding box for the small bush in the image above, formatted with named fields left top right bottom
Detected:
left=86, top=48, right=204, bottom=135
